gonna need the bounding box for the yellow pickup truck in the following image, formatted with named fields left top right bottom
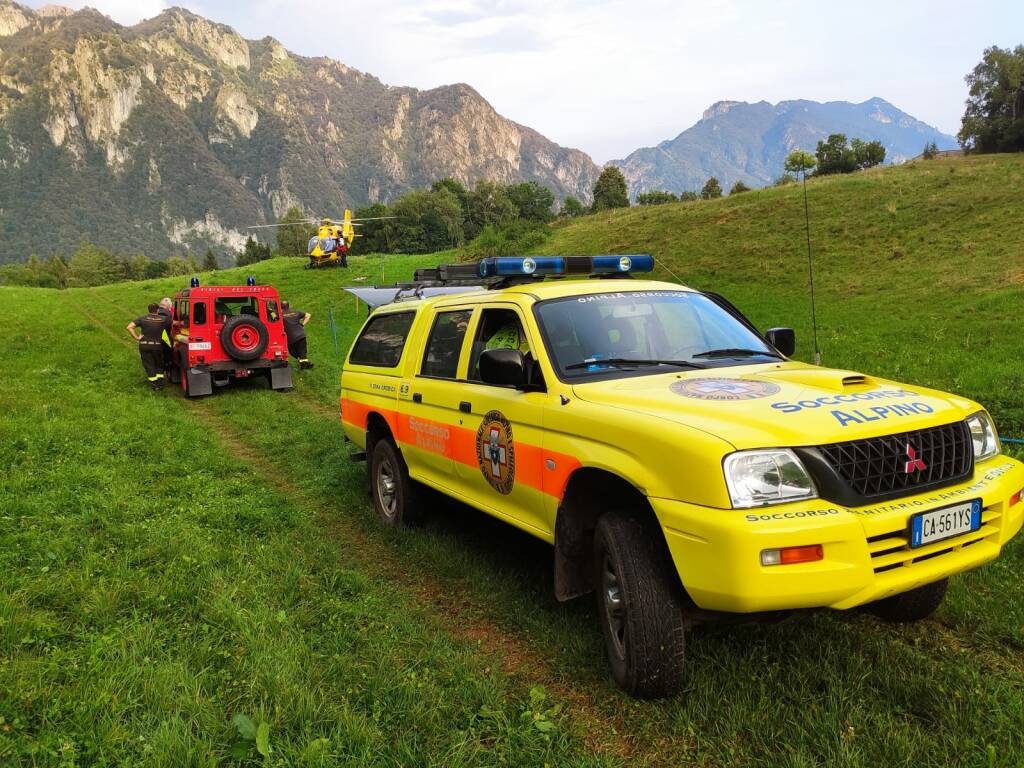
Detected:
left=339, top=255, right=1024, bottom=697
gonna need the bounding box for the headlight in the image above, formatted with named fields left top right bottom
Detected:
left=723, top=449, right=818, bottom=508
left=967, top=412, right=1000, bottom=462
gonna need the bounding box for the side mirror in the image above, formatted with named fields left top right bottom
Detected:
left=479, top=348, right=527, bottom=389
left=765, top=327, right=796, bottom=357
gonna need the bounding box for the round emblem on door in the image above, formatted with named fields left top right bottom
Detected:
left=476, top=410, right=516, bottom=495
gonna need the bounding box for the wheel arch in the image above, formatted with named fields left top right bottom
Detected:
left=554, top=466, right=674, bottom=602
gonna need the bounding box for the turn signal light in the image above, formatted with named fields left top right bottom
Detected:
left=1010, top=489, right=1023, bottom=507
left=760, top=544, right=824, bottom=567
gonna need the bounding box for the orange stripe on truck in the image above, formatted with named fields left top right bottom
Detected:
left=340, top=397, right=580, bottom=501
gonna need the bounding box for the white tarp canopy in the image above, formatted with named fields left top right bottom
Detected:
left=343, top=285, right=483, bottom=309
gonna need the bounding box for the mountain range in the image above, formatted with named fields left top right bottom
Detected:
left=0, top=2, right=959, bottom=263
left=0, top=2, right=600, bottom=262
left=613, top=98, right=958, bottom=197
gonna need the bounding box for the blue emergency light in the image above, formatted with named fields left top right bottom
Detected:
left=476, top=254, right=653, bottom=278
left=190, top=277, right=200, bottom=287
left=246, top=275, right=256, bottom=286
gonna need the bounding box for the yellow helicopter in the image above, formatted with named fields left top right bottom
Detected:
left=249, top=210, right=395, bottom=269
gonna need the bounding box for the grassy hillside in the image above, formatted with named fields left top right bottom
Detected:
left=5, top=155, right=1024, bottom=766
left=539, top=153, right=1024, bottom=433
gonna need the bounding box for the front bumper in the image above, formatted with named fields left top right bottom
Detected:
left=652, top=456, right=1024, bottom=613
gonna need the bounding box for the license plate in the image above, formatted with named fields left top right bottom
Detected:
left=909, top=499, right=982, bottom=548
left=189, top=342, right=212, bottom=351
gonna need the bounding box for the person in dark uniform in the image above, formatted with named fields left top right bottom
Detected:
left=281, top=300, right=313, bottom=369
left=157, top=297, right=174, bottom=375
left=127, top=304, right=171, bottom=389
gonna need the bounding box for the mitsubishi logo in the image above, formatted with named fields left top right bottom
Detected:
left=904, top=443, right=927, bottom=474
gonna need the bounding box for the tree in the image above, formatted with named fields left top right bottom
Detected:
left=851, top=138, right=886, bottom=169
left=431, top=177, right=468, bottom=210
left=165, top=255, right=201, bottom=276
left=505, top=181, right=555, bottom=222
left=124, top=253, right=150, bottom=281
left=350, top=203, right=393, bottom=255
left=390, top=188, right=465, bottom=253
left=144, top=259, right=169, bottom=280
left=560, top=196, right=586, bottom=217
left=237, top=236, right=271, bottom=266
left=773, top=173, right=797, bottom=186
left=921, top=141, right=939, bottom=160
left=784, top=150, right=817, bottom=178
left=700, top=177, right=722, bottom=200
left=48, top=255, right=68, bottom=289
left=678, top=191, right=699, bottom=202
left=203, top=249, right=219, bottom=271
left=958, top=45, right=1024, bottom=153
left=814, top=134, right=857, bottom=175
left=591, top=166, right=629, bottom=211
left=464, top=181, right=516, bottom=240
left=636, top=190, right=677, bottom=205
left=729, top=181, right=751, bottom=195
left=66, top=242, right=123, bottom=287
left=274, top=206, right=315, bottom=257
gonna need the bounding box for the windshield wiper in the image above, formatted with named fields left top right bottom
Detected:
left=565, top=358, right=707, bottom=371
left=692, top=348, right=782, bottom=360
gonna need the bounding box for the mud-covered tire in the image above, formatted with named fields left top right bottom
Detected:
left=369, top=439, right=420, bottom=527
left=220, top=315, right=269, bottom=361
left=865, top=578, right=948, bottom=623
left=593, top=510, right=687, bottom=698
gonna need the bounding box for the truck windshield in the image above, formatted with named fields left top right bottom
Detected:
left=535, top=290, right=779, bottom=378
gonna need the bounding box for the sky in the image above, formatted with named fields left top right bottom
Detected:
left=27, top=0, right=1024, bottom=163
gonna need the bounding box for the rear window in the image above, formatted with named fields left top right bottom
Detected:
left=349, top=312, right=415, bottom=368
left=192, top=301, right=207, bottom=325
left=215, top=297, right=259, bottom=320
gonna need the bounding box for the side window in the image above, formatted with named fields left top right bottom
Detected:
left=192, top=301, right=207, bottom=326
left=349, top=312, right=415, bottom=368
left=266, top=299, right=279, bottom=322
left=421, top=310, right=472, bottom=379
left=468, top=308, right=532, bottom=382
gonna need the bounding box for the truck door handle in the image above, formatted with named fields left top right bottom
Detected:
left=459, top=401, right=472, bottom=413
left=412, top=393, right=422, bottom=403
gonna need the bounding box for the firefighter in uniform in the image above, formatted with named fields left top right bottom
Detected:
left=157, top=297, right=174, bottom=375
left=127, top=304, right=171, bottom=389
left=281, top=300, right=313, bottom=369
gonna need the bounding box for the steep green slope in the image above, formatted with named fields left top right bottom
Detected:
left=538, top=153, right=1024, bottom=432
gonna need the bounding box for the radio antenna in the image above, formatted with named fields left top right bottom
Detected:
left=800, top=166, right=821, bottom=366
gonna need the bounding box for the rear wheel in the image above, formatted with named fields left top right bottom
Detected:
left=865, top=578, right=948, bottom=622
left=221, top=315, right=269, bottom=361
left=593, top=510, right=687, bottom=698
left=369, top=439, right=419, bottom=527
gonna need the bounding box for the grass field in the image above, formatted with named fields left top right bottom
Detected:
left=3, top=154, right=1024, bottom=767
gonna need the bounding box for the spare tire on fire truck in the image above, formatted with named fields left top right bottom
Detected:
left=221, top=314, right=269, bottom=361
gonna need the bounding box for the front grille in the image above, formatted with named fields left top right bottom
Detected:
left=814, top=420, right=973, bottom=502
left=866, top=507, right=1001, bottom=574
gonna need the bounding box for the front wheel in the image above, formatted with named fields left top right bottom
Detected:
left=593, top=511, right=687, bottom=698
left=865, top=578, right=948, bottom=622
left=369, top=439, right=419, bottom=527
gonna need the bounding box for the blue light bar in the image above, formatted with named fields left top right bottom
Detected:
left=190, top=277, right=200, bottom=287
left=476, top=254, right=653, bottom=278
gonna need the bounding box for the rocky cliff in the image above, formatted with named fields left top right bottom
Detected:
left=0, top=2, right=600, bottom=262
